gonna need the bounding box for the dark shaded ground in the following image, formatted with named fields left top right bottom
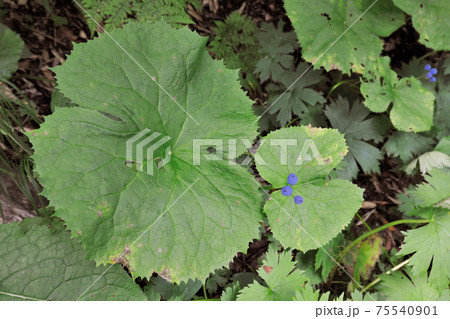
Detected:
left=0, top=0, right=436, bottom=298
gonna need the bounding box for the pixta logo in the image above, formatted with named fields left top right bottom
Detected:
left=126, top=129, right=172, bottom=175
left=192, top=138, right=324, bottom=166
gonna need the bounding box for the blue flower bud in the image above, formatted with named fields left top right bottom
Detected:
left=426, top=72, right=433, bottom=78
left=281, top=185, right=293, bottom=196
left=287, top=173, right=298, bottom=185
left=430, top=77, right=436, bottom=82
left=430, top=68, right=437, bottom=75
left=424, top=64, right=431, bottom=71
left=294, top=195, right=303, bottom=204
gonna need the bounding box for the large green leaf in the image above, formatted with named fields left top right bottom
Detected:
left=284, top=0, right=404, bottom=74
left=399, top=208, right=450, bottom=292
left=256, top=126, right=364, bottom=251
left=28, top=21, right=263, bottom=282
left=393, top=0, right=450, bottom=51
left=0, top=24, right=24, bottom=79
left=0, top=219, right=146, bottom=301
left=361, top=57, right=435, bottom=132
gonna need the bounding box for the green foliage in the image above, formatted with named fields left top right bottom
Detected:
left=221, top=282, right=240, bottom=301
left=399, top=57, right=450, bottom=138
left=351, top=290, right=376, bottom=301
left=205, top=268, right=232, bottom=295
left=384, top=131, right=434, bottom=163
left=284, top=0, right=404, bottom=75
left=0, top=218, right=146, bottom=300
left=395, top=169, right=450, bottom=292
left=325, top=96, right=388, bottom=180
left=404, top=137, right=450, bottom=174
left=393, top=0, right=450, bottom=51
left=256, top=126, right=364, bottom=251
left=80, top=0, right=199, bottom=32
left=237, top=249, right=312, bottom=301
left=411, top=168, right=450, bottom=209
left=399, top=208, right=449, bottom=292
left=28, top=21, right=263, bottom=282
left=254, top=21, right=298, bottom=83
left=143, top=276, right=202, bottom=300
left=378, top=267, right=450, bottom=301
left=295, top=250, right=323, bottom=285
left=266, top=63, right=326, bottom=126
left=344, top=235, right=382, bottom=283
left=0, top=24, right=24, bottom=79
left=361, top=57, right=435, bottom=132
left=209, top=11, right=260, bottom=72
left=315, top=233, right=345, bottom=280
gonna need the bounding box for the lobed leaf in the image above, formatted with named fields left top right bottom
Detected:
left=398, top=208, right=450, bottom=292
left=237, top=249, right=309, bottom=301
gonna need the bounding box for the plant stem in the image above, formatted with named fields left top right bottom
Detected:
left=203, top=283, right=208, bottom=300
left=362, top=258, right=411, bottom=292
left=341, top=219, right=431, bottom=258
left=329, top=219, right=431, bottom=282
left=284, top=116, right=300, bottom=127
left=418, top=50, right=437, bottom=62
left=355, top=212, right=372, bottom=231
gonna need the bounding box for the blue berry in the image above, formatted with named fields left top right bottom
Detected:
left=430, top=68, right=438, bottom=75
left=424, top=64, right=431, bottom=71
left=294, top=195, right=303, bottom=205
left=426, top=72, right=433, bottom=78
left=430, top=77, right=436, bottom=82
left=287, top=173, right=298, bottom=185
left=281, top=185, right=293, bottom=196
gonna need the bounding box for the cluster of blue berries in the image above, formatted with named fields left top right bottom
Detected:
left=425, top=64, right=437, bottom=82
left=281, top=173, right=303, bottom=205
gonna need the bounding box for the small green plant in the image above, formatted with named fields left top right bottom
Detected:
left=80, top=0, right=201, bottom=32
left=324, top=96, right=389, bottom=180
left=264, top=63, right=325, bottom=127
left=209, top=11, right=260, bottom=73
left=254, top=21, right=298, bottom=83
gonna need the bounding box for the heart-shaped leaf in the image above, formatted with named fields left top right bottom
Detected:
left=256, top=126, right=363, bottom=251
